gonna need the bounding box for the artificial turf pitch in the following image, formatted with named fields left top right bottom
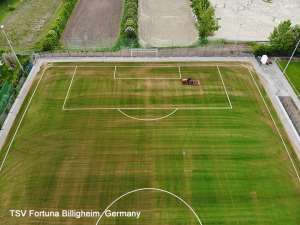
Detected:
left=0, top=62, right=299, bottom=224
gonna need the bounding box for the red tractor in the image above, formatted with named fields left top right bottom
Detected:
left=182, top=77, right=193, bottom=85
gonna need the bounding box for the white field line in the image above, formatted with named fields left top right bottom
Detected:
left=276, top=61, right=300, bottom=97
left=114, top=66, right=181, bottom=79
left=49, top=65, right=243, bottom=68
left=179, top=66, right=181, bottom=79
left=217, top=66, right=232, bottom=108
left=63, top=107, right=232, bottom=110
left=248, top=68, right=300, bottom=181
left=62, top=66, right=77, bottom=109
left=95, top=188, right=202, bottom=225
left=118, top=108, right=178, bottom=121
left=0, top=68, right=48, bottom=172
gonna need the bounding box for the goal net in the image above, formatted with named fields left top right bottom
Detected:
left=131, top=49, right=158, bottom=58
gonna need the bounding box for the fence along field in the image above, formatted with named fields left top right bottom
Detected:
left=60, top=0, right=123, bottom=45
left=0, top=62, right=299, bottom=224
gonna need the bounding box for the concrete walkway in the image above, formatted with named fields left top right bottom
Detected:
left=0, top=56, right=299, bottom=162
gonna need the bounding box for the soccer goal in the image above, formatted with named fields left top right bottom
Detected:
left=131, top=49, right=158, bottom=58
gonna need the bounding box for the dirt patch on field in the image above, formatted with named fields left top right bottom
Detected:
left=60, top=0, right=123, bottom=42
left=138, top=0, right=198, bottom=47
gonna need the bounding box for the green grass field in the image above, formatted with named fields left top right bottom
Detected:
left=277, top=61, right=300, bottom=98
left=0, top=61, right=299, bottom=225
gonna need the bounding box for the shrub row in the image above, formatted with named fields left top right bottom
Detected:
left=120, top=0, right=139, bottom=39
left=11, top=57, right=30, bottom=89
left=42, top=0, right=78, bottom=51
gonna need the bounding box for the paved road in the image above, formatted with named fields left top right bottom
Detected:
left=1, top=56, right=299, bottom=162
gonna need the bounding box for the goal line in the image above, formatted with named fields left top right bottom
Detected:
left=131, top=49, right=158, bottom=58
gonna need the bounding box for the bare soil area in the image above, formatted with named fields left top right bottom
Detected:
left=60, top=0, right=123, bottom=42
left=138, top=0, right=198, bottom=47
left=211, top=0, right=300, bottom=41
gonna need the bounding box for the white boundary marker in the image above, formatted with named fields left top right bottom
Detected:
left=131, top=49, right=158, bottom=58
left=248, top=68, right=300, bottom=181
left=62, top=66, right=77, bottom=109
left=0, top=68, right=48, bottom=172
left=217, top=66, right=232, bottom=108
left=276, top=61, right=300, bottom=97
left=62, top=65, right=232, bottom=110
left=95, top=188, right=202, bottom=225
left=117, top=108, right=178, bottom=121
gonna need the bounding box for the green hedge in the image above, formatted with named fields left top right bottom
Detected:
left=11, top=57, right=30, bottom=89
left=42, top=0, right=78, bottom=51
left=120, top=0, right=139, bottom=39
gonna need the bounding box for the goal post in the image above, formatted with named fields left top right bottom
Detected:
left=131, top=49, right=158, bottom=58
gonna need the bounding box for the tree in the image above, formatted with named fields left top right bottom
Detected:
left=1, top=52, right=16, bottom=70
left=194, top=4, right=220, bottom=39
left=269, top=20, right=300, bottom=52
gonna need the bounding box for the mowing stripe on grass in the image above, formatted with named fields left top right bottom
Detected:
left=248, top=68, right=300, bottom=181
left=0, top=68, right=48, bottom=172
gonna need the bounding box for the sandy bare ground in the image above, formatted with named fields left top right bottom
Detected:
left=60, top=0, right=123, bottom=43
left=211, top=0, right=300, bottom=41
left=138, top=0, right=199, bottom=47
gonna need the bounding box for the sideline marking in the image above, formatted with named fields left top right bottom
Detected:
left=217, top=66, right=232, bottom=108
left=62, top=66, right=77, bottom=109
left=248, top=68, right=300, bottom=181
left=276, top=61, right=300, bottom=96
left=0, top=68, right=48, bottom=172
left=117, top=108, right=178, bottom=121
left=179, top=66, right=181, bottom=79
left=95, top=188, right=202, bottom=225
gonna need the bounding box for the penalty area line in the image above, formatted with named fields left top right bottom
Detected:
left=248, top=68, right=300, bottom=181
left=62, top=66, right=77, bottom=109
left=217, top=66, right=232, bottom=109
left=0, top=68, right=48, bottom=172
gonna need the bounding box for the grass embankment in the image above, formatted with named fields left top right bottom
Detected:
left=0, top=56, right=29, bottom=87
left=0, top=0, right=64, bottom=51
left=277, top=61, right=300, bottom=97
left=0, top=62, right=299, bottom=224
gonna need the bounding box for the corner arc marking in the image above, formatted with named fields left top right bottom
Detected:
left=95, top=188, right=202, bottom=225
left=117, top=108, right=178, bottom=121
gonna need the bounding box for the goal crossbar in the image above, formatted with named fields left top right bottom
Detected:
left=131, top=49, right=158, bottom=58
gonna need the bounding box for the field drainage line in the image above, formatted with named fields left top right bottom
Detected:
left=217, top=66, right=232, bottom=108
left=0, top=68, right=48, bottom=172
left=117, top=108, right=178, bottom=121
left=248, top=68, right=300, bottom=181
left=96, top=188, right=202, bottom=225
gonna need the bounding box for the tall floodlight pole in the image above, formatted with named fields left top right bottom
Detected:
left=278, top=39, right=300, bottom=82
left=233, top=23, right=243, bottom=52
left=1, top=25, right=24, bottom=72
left=276, top=39, right=300, bottom=95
